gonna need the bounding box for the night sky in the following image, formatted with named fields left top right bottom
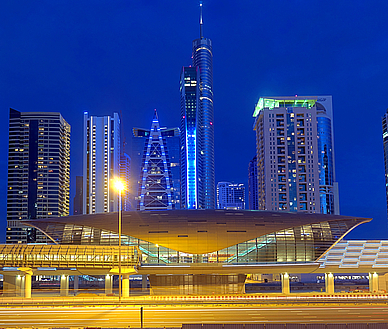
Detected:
left=1, top=0, right=388, bottom=243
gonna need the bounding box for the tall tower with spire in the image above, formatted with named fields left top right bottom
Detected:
left=180, top=2, right=215, bottom=209
left=138, top=110, right=174, bottom=211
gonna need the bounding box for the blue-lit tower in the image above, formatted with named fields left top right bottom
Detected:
left=180, top=67, right=198, bottom=209
left=382, top=109, right=388, bottom=220
left=138, top=110, right=173, bottom=211
left=315, top=96, right=339, bottom=215
left=180, top=3, right=214, bottom=209
left=132, top=125, right=180, bottom=210
left=248, top=155, right=259, bottom=210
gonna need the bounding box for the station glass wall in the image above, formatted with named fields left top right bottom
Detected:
left=39, top=219, right=356, bottom=264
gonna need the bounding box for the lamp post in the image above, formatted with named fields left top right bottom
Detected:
left=114, top=179, right=124, bottom=302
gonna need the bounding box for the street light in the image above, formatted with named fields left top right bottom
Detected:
left=113, top=178, right=125, bottom=302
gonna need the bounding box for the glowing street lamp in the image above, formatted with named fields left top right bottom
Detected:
left=113, top=178, right=125, bottom=302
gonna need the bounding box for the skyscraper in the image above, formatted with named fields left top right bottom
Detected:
left=138, top=110, right=173, bottom=210
left=248, top=155, right=259, bottom=210
left=132, top=115, right=180, bottom=210
left=382, top=109, right=388, bottom=218
left=180, top=3, right=214, bottom=209
left=6, top=109, right=70, bottom=243
left=217, top=182, right=245, bottom=210
left=83, top=112, right=120, bottom=214
left=119, top=153, right=131, bottom=211
left=253, top=96, right=339, bottom=214
left=73, top=176, right=83, bottom=215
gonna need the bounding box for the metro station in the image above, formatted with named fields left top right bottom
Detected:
left=1, top=209, right=387, bottom=298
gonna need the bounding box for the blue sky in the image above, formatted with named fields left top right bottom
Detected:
left=1, top=0, right=388, bottom=242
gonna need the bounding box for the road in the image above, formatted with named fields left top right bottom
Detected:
left=2, top=305, right=388, bottom=327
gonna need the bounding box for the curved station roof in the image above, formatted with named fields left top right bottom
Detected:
left=25, top=209, right=370, bottom=255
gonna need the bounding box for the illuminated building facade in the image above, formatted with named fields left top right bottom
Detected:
left=119, top=153, right=131, bottom=211
left=180, top=4, right=214, bottom=209
left=217, top=182, right=245, bottom=210
left=138, top=110, right=173, bottom=210
left=248, top=155, right=259, bottom=210
left=6, top=109, right=70, bottom=243
left=83, top=112, right=120, bottom=214
left=132, top=116, right=180, bottom=210
left=25, top=209, right=369, bottom=294
left=253, top=96, right=339, bottom=214
left=382, top=109, right=388, bottom=219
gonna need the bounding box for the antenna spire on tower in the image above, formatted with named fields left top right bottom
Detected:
left=199, top=1, right=203, bottom=38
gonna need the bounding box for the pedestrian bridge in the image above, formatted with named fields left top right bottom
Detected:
left=0, top=244, right=140, bottom=298
left=0, top=244, right=140, bottom=269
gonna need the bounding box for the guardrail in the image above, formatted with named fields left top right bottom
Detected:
left=0, top=293, right=387, bottom=307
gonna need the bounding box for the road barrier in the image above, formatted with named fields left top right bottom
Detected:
left=0, top=293, right=388, bottom=307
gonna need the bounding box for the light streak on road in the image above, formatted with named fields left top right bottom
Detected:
left=1, top=305, right=388, bottom=327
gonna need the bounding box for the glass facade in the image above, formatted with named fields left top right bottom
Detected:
left=132, top=117, right=180, bottom=210
left=119, top=153, right=132, bottom=211
left=192, top=36, right=215, bottom=210
left=286, top=112, right=297, bottom=211
left=138, top=111, right=173, bottom=210
left=180, top=67, right=198, bottom=209
left=33, top=218, right=359, bottom=265
left=248, top=155, right=259, bottom=210
left=317, top=114, right=334, bottom=214
left=382, top=109, right=388, bottom=220
left=180, top=8, right=214, bottom=210
left=6, top=109, right=71, bottom=244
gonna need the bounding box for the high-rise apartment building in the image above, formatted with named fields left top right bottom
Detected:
left=138, top=110, right=174, bottom=210
left=248, top=155, right=259, bottom=210
left=132, top=114, right=180, bottom=210
left=83, top=112, right=120, bottom=214
left=382, top=109, right=388, bottom=218
left=217, top=182, right=245, bottom=210
left=180, top=3, right=214, bottom=209
left=6, top=109, right=70, bottom=243
left=253, top=96, right=339, bottom=214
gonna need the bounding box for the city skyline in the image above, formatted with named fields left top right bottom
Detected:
left=1, top=1, right=388, bottom=241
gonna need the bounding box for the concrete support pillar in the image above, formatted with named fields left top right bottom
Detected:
left=325, top=273, right=334, bottom=294
left=60, top=274, right=69, bottom=297
left=142, top=275, right=148, bottom=291
left=281, top=272, right=290, bottom=294
left=369, top=272, right=379, bottom=293
left=122, top=274, right=130, bottom=298
left=73, top=275, right=79, bottom=294
left=105, top=274, right=113, bottom=295
left=378, top=273, right=388, bottom=292
left=3, top=275, right=22, bottom=297
left=24, top=273, right=32, bottom=298
left=15, top=274, right=24, bottom=297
